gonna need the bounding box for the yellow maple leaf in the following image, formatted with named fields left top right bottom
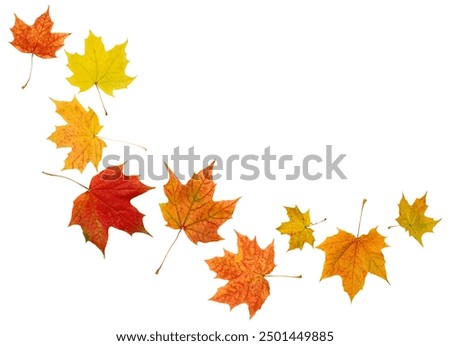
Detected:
left=66, top=31, right=135, bottom=114
left=395, top=193, right=441, bottom=246
left=317, top=228, right=389, bottom=301
left=48, top=97, right=106, bottom=172
left=276, top=205, right=315, bottom=250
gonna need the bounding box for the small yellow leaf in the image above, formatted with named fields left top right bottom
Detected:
left=276, top=205, right=315, bottom=250
left=395, top=193, right=441, bottom=246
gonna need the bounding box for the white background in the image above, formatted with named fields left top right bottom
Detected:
left=1, top=1, right=449, bottom=345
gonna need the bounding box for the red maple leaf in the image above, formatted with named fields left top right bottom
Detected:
left=70, top=164, right=153, bottom=254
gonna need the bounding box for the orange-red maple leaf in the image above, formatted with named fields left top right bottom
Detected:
left=70, top=164, right=153, bottom=254
left=206, top=231, right=275, bottom=318
left=160, top=162, right=239, bottom=243
left=10, top=7, right=69, bottom=58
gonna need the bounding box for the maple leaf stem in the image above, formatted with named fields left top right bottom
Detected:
left=265, top=274, right=302, bottom=279
left=311, top=217, right=327, bottom=226
left=22, top=53, right=34, bottom=89
left=95, top=83, right=108, bottom=115
left=155, top=230, right=182, bottom=275
left=387, top=225, right=400, bottom=230
left=357, top=198, right=367, bottom=237
left=98, top=136, right=147, bottom=151
left=42, top=171, right=89, bottom=190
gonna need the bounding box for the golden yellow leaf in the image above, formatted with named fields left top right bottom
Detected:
left=48, top=97, right=106, bottom=172
left=276, top=205, right=315, bottom=250
left=395, top=193, right=441, bottom=246
left=317, top=228, right=388, bottom=301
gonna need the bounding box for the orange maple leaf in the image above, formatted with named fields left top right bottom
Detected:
left=317, top=228, right=389, bottom=301
left=160, top=162, right=239, bottom=243
left=316, top=200, right=389, bottom=301
left=10, top=6, right=70, bottom=88
left=156, top=162, right=239, bottom=274
left=69, top=164, right=153, bottom=254
left=206, top=231, right=275, bottom=318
